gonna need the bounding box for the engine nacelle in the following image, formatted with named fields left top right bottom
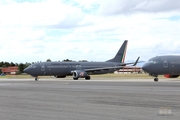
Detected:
left=164, top=74, right=179, bottom=78
left=54, top=75, right=66, bottom=78
left=71, top=70, right=88, bottom=79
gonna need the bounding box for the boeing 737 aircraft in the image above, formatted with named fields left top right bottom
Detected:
left=24, top=40, right=139, bottom=81
left=142, top=55, right=180, bottom=82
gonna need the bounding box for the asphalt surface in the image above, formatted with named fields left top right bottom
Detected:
left=0, top=79, right=180, bottom=120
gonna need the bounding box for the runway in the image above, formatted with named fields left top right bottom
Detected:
left=0, top=79, right=180, bottom=120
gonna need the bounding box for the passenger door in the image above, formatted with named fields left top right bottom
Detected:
left=162, top=57, right=168, bottom=68
left=40, top=63, right=46, bottom=75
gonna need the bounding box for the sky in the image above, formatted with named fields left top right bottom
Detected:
left=0, top=0, right=180, bottom=63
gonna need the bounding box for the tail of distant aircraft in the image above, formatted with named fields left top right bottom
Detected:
left=106, top=40, right=128, bottom=63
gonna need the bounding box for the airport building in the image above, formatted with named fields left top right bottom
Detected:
left=115, top=67, right=142, bottom=74
left=1, top=66, right=19, bottom=75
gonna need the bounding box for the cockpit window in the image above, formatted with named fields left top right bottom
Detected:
left=32, top=65, right=37, bottom=68
left=148, top=60, right=158, bottom=64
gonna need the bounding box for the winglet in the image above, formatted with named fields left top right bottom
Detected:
left=133, top=57, right=140, bottom=66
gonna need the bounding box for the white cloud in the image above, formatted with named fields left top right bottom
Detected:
left=0, top=0, right=84, bottom=27
left=97, top=0, right=180, bottom=15
left=0, top=0, right=180, bottom=63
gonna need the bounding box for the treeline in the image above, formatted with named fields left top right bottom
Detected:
left=0, top=61, right=31, bottom=74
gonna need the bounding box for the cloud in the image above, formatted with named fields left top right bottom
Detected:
left=0, top=0, right=180, bottom=63
left=0, top=0, right=85, bottom=28
left=97, top=0, right=180, bottom=15
left=133, top=0, right=180, bottom=12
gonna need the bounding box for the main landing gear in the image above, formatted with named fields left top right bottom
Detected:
left=35, top=77, right=38, bottom=81
left=154, top=77, right=159, bottom=82
left=85, top=76, right=91, bottom=80
left=73, top=76, right=91, bottom=80
left=73, top=78, right=78, bottom=80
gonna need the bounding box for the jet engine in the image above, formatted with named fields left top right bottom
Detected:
left=71, top=70, right=90, bottom=80
left=164, top=74, right=179, bottom=78
left=54, top=75, right=66, bottom=78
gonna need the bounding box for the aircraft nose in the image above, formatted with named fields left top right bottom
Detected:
left=23, top=67, right=30, bottom=74
left=142, top=63, right=150, bottom=73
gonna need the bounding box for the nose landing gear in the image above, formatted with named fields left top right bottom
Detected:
left=149, top=74, right=159, bottom=82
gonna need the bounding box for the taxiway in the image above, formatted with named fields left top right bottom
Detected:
left=0, top=79, right=179, bottom=120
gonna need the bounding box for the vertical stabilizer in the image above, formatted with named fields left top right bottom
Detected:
left=106, top=40, right=128, bottom=63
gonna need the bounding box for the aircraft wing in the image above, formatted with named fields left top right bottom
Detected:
left=84, top=66, right=126, bottom=73
left=84, top=57, right=141, bottom=73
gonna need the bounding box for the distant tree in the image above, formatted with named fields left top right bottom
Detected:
left=46, top=59, right=51, bottom=62
left=0, top=62, right=17, bottom=67
left=63, top=59, right=73, bottom=62
left=18, top=63, right=26, bottom=74
left=0, top=61, right=4, bottom=67
left=25, top=62, right=31, bottom=67
left=10, top=62, right=15, bottom=66
left=2, top=64, right=7, bottom=67
left=78, top=60, right=88, bottom=62
left=4, top=62, right=10, bottom=67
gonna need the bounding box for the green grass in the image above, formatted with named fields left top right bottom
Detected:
left=0, top=75, right=32, bottom=79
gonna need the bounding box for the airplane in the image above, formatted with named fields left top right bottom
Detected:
left=142, top=55, right=180, bottom=82
left=23, top=40, right=140, bottom=81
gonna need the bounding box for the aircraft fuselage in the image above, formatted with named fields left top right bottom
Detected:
left=142, top=55, right=180, bottom=81
left=25, top=61, right=121, bottom=77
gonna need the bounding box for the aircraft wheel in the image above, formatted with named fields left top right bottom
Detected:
left=85, top=76, right=91, bottom=80
left=154, top=78, right=159, bottom=82
left=35, top=77, right=38, bottom=81
left=73, top=78, right=78, bottom=80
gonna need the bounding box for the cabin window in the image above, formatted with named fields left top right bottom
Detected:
left=148, top=60, right=153, bottom=63
left=153, top=60, right=158, bottom=64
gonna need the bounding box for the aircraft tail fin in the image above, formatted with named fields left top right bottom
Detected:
left=106, top=40, right=128, bottom=63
